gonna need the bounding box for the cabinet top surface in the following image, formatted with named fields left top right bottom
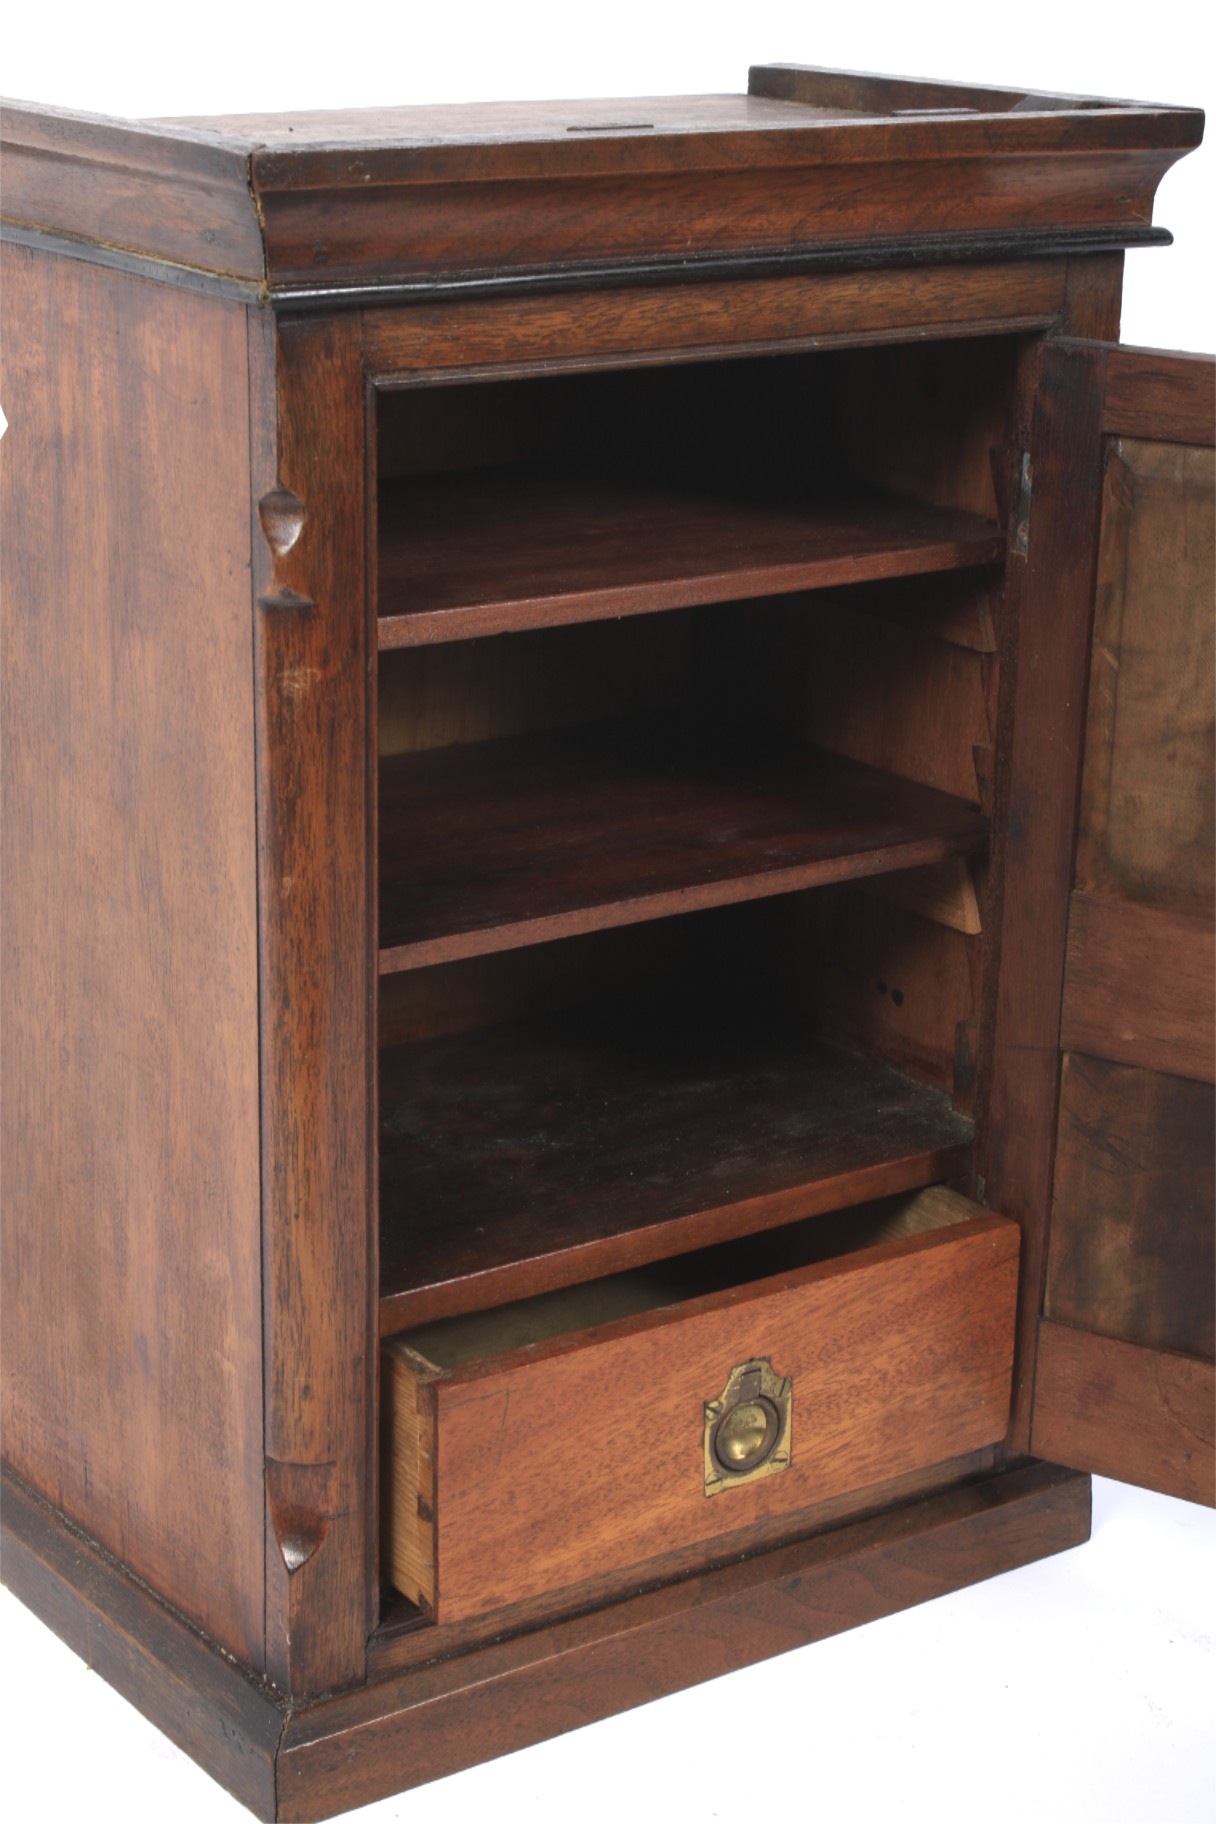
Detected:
left=1, top=65, right=1203, bottom=301
left=4, top=66, right=1203, bottom=164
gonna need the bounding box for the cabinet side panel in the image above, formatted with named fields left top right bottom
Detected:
left=0, top=245, right=265, bottom=1669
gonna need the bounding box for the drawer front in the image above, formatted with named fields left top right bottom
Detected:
left=386, top=1204, right=1018, bottom=1624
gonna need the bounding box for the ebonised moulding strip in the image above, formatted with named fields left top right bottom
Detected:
left=274, top=226, right=1174, bottom=312
left=378, top=470, right=1005, bottom=647
left=378, top=732, right=989, bottom=972
left=377, top=1016, right=975, bottom=1332
left=0, top=220, right=1172, bottom=310
left=0, top=222, right=268, bottom=301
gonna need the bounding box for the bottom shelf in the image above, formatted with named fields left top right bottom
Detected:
left=378, top=1011, right=973, bottom=1332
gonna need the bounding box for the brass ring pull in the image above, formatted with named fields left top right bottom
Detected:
left=712, top=1395, right=781, bottom=1474
left=704, top=1359, right=792, bottom=1495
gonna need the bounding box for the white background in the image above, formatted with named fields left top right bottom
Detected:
left=2, top=7, right=1214, bottom=1823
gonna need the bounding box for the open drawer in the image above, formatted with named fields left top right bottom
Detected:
left=382, top=1185, right=1018, bottom=1625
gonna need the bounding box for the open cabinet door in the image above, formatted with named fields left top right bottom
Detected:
left=1028, top=346, right=1215, bottom=1504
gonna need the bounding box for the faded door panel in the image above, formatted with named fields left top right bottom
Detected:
left=1031, top=352, right=1215, bottom=1506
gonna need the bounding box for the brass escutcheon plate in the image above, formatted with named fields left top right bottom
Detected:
left=703, top=1358, right=792, bottom=1495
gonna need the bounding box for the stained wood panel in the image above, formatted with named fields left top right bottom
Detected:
left=777, top=887, right=979, bottom=1095
left=978, top=340, right=1109, bottom=1448
left=370, top=1440, right=1009, bottom=1675
left=1103, top=347, right=1216, bottom=443
left=364, top=261, right=1068, bottom=377
left=285, top=1465, right=1090, bottom=1820
left=788, top=607, right=996, bottom=803
left=256, top=148, right=1185, bottom=291
left=1045, top=1055, right=1214, bottom=1360
left=1032, top=1321, right=1214, bottom=1505
left=1037, top=354, right=1215, bottom=1495
left=0, top=247, right=265, bottom=1667
left=1075, top=435, right=1215, bottom=918
left=1061, top=893, right=1215, bottom=1083
left=377, top=614, right=693, bottom=758
left=378, top=1015, right=974, bottom=1331
left=0, top=100, right=265, bottom=280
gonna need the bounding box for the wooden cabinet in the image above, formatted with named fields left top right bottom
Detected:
left=1, top=64, right=1212, bottom=1823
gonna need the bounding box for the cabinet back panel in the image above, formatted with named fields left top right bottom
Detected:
left=817, top=336, right=1022, bottom=519
left=764, top=886, right=980, bottom=1099
left=378, top=614, right=694, bottom=758
left=378, top=921, right=681, bottom=1048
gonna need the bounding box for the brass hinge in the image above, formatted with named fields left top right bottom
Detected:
left=1012, top=449, right=1033, bottom=557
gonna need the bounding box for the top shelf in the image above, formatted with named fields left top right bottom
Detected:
left=377, top=468, right=1006, bottom=648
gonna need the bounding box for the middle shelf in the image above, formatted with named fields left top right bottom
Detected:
left=378, top=1009, right=974, bottom=1333
left=378, top=728, right=989, bottom=972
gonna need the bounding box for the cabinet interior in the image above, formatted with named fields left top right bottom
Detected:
left=373, top=331, right=1022, bottom=1613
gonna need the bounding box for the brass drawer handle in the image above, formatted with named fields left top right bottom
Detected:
left=704, top=1358, right=792, bottom=1495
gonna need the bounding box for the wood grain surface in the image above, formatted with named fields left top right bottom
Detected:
left=1061, top=893, right=1215, bottom=1082
left=378, top=1015, right=974, bottom=1330
left=2, top=1456, right=1091, bottom=1824
left=1046, top=1055, right=1215, bottom=1361
left=378, top=730, right=988, bottom=970
left=1074, top=435, right=1215, bottom=919
left=377, top=468, right=1003, bottom=644
left=0, top=245, right=266, bottom=1668
left=779, top=885, right=981, bottom=1097
left=4, top=80, right=1198, bottom=298
left=1032, top=1321, right=1214, bottom=1505
left=0, top=99, right=264, bottom=279
left=977, top=340, right=1109, bottom=1449
left=255, top=150, right=1186, bottom=290
left=250, top=313, right=374, bottom=1695
left=280, top=1462, right=1089, bottom=1821
left=1, top=1470, right=284, bottom=1820
left=1036, top=351, right=1215, bottom=1493
left=1103, top=348, right=1216, bottom=443
left=369, top=1440, right=1009, bottom=1674
left=364, top=260, right=1068, bottom=376
left=382, top=1188, right=1018, bottom=1622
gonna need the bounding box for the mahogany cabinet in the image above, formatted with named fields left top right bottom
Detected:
left=1, top=64, right=1213, bottom=1822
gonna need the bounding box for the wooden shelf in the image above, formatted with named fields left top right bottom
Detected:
left=378, top=730, right=988, bottom=971
left=378, top=1015, right=974, bottom=1333
left=377, top=467, right=1006, bottom=647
